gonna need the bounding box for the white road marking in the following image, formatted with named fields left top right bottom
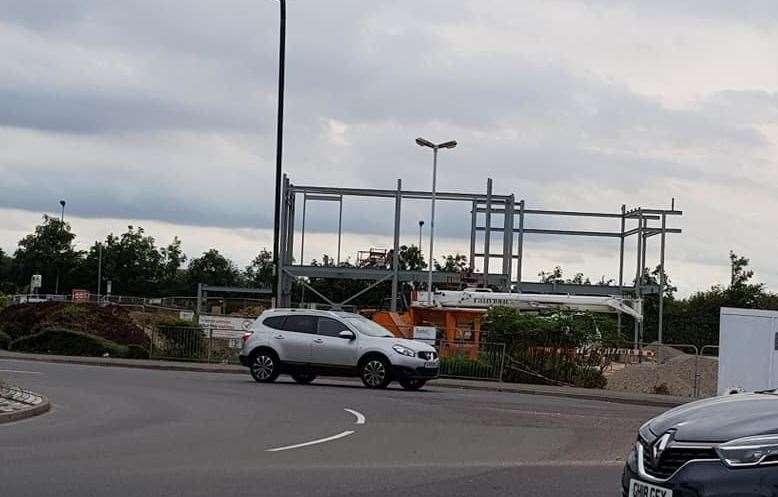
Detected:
left=0, top=369, right=42, bottom=375
left=266, top=430, right=356, bottom=452
left=344, top=408, right=366, bottom=425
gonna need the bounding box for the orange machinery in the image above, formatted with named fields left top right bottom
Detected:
left=373, top=306, right=486, bottom=358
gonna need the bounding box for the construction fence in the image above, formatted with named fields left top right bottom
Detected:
left=146, top=326, right=720, bottom=397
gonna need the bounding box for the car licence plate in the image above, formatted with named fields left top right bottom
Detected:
left=629, top=479, right=671, bottom=497
left=424, top=360, right=439, bottom=368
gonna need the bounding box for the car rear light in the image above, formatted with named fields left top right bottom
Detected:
left=241, top=331, right=253, bottom=343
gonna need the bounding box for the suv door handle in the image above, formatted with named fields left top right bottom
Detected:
left=313, top=338, right=324, bottom=344
left=273, top=334, right=285, bottom=340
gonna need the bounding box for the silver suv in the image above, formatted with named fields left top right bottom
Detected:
left=238, top=309, right=440, bottom=390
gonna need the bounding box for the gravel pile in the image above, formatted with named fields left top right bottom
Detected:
left=606, top=353, right=718, bottom=398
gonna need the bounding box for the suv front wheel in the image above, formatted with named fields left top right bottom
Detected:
left=250, top=350, right=280, bottom=383
left=360, top=357, right=391, bottom=389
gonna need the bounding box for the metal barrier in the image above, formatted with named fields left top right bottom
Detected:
left=438, top=341, right=506, bottom=381
left=149, top=326, right=242, bottom=364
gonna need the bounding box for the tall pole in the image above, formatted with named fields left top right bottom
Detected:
left=271, top=0, right=286, bottom=307
left=336, top=195, right=343, bottom=265
left=427, top=147, right=438, bottom=304
left=97, top=244, right=102, bottom=300
left=56, top=200, right=66, bottom=295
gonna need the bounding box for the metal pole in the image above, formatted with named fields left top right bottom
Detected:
left=502, top=195, right=514, bottom=291
left=618, top=204, right=625, bottom=336
left=300, top=194, right=306, bottom=266
left=271, top=0, right=287, bottom=304
left=427, top=147, right=438, bottom=304
left=336, top=195, right=343, bottom=265
left=634, top=214, right=643, bottom=348
left=516, top=200, right=524, bottom=286
left=483, top=179, right=493, bottom=278
left=658, top=213, right=667, bottom=345
left=469, top=200, right=476, bottom=270
left=419, top=221, right=424, bottom=250
left=391, top=179, right=402, bottom=311
left=97, top=244, right=102, bottom=300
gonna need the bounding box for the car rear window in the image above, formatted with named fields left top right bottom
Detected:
left=282, top=315, right=317, bottom=334
left=262, top=315, right=286, bottom=330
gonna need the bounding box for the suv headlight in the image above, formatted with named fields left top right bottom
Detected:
left=392, top=344, right=416, bottom=357
left=717, top=435, right=778, bottom=467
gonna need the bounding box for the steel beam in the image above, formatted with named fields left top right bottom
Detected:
left=290, top=184, right=512, bottom=202
left=391, top=179, right=401, bottom=311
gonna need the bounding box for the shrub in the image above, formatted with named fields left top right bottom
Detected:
left=125, top=344, right=150, bottom=359
left=0, top=330, right=10, bottom=349
left=11, top=327, right=128, bottom=357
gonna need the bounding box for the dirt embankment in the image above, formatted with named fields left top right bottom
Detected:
left=0, top=302, right=149, bottom=347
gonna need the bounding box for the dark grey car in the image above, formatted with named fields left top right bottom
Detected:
left=623, top=391, right=778, bottom=496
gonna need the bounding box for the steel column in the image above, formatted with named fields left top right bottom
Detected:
left=337, top=195, right=343, bottom=265
left=300, top=194, right=307, bottom=266
left=483, top=179, right=493, bottom=277
left=502, top=194, right=515, bottom=289
left=391, top=179, right=402, bottom=311
left=658, top=212, right=667, bottom=345
left=469, top=200, right=477, bottom=271
left=617, top=204, right=625, bottom=336
left=516, top=200, right=525, bottom=286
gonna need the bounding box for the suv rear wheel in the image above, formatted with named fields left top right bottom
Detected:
left=360, top=357, right=391, bottom=389
left=250, top=350, right=280, bottom=383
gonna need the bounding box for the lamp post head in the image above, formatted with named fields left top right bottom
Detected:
left=59, top=200, right=66, bottom=208
left=415, top=137, right=435, bottom=148
left=419, top=220, right=424, bottom=227
left=438, top=140, right=457, bottom=149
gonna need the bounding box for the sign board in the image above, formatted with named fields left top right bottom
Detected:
left=413, top=326, right=437, bottom=344
left=179, top=311, right=195, bottom=321
left=199, top=315, right=256, bottom=338
left=71, top=289, right=89, bottom=302
left=31, top=274, right=42, bottom=290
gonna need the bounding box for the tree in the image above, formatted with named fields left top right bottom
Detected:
left=538, top=266, right=564, bottom=284
left=187, top=249, right=241, bottom=290
left=14, top=215, right=83, bottom=293
left=245, top=249, right=273, bottom=289
left=398, top=245, right=426, bottom=271
left=0, top=248, right=17, bottom=293
left=730, top=251, right=755, bottom=287
left=434, top=253, right=468, bottom=272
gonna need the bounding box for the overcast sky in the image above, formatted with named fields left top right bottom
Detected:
left=1, top=0, right=777, bottom=295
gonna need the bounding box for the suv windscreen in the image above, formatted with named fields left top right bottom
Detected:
left=345, top=317, right=393, bottom=337
left=317, top=317, right=350, bottom=337
left=262, top=315, right=286, bottom=330
left=282, top=315, right=317, bottom=334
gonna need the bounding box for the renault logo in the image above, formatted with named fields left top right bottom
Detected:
left=653, top=432, right=672, bottom=461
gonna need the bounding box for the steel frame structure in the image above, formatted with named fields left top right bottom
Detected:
left=276, top=175, right=682, bottom=344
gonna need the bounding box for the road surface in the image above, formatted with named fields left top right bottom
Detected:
left=0, top=359, right=664, bottom=496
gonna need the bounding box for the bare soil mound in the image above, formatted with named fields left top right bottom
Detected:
left=0, top=302, right=149, bottom=347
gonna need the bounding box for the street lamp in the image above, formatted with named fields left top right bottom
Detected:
left=271, top=0, right=287, bottom=307
left=418, top=220, right=424, bottom=249
left=55, top=200, right=66, bottom=294
left=415, top=137, right=457, bottom=304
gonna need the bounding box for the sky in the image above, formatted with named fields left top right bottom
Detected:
left=1, top=0, right=777, bottom=296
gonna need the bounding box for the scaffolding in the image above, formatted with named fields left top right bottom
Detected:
left=276, top=175, right=682, bottom=344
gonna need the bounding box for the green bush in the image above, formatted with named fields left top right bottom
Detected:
left=11, top=327, right=128, bottom=357
left=125, top=344, right=149, bottom=359
left=0, top=330, right=10, bottom=349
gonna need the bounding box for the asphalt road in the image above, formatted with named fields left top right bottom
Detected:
left=0, top=359, right=665, bottom=497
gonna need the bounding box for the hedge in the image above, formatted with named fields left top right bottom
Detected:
left=0, top=330, right=10, bottom=349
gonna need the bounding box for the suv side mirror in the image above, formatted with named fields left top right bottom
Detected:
left=338, top=330, right=356, bottom=340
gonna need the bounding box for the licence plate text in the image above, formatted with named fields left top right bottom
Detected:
left=629, top=479, right=672, bottom=497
